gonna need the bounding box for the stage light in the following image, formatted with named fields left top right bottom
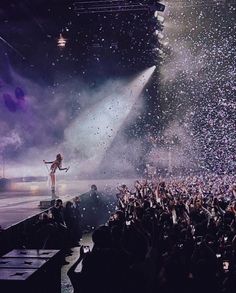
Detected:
left=154, top=30, right=164, bottom=39
left=154, top=11, right=165, bottom=22
left=161, top=41, right=169, bottom=46
left=57, top=34, right=67, bottom=48
left=156, top=2, right=165, bottom=12
left=157, top=15, right=165, bottom=23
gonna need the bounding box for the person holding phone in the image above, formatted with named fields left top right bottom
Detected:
left=67, top=245, right=90, bottom=293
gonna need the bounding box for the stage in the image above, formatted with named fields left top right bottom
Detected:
left=0, top=178, right=134, bottom=230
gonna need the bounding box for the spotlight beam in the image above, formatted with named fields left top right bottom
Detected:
left=64, top=66, right=156, bottom=171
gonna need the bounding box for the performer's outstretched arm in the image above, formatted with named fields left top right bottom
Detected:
left=58, top=166, right=69, bottom=172
left=43, top=160, right=54, bottom=164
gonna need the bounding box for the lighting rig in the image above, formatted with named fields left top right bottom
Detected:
left=73, top=0, right=165, bottom=14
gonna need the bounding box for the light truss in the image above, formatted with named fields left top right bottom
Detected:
left=73, top=0, right=165, bottom=14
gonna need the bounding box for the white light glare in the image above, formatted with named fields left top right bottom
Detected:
left=162, top=41, right=169, bottom=46
left=64, top=66, right=156, bottom=170
left=157, top=15, right=165, bottom=23
left=153, top=48, right=164, bottom=54
left=57, top=33, right=67, bottom=48
left=154, top=11, right=165, bottom=23
left=154, top=30, right=164, bottom=39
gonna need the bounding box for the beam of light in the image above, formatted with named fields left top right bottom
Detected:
left=0, top=36, right=25, bottom=59
left=64, top=65, right=156, bottom=172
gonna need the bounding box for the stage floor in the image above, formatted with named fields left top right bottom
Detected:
left=0, top=178, right=134, bottom=229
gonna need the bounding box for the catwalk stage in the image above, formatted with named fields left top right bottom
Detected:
left=0, top=178, right=134, bottom=230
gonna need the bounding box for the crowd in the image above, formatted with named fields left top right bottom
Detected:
left=29, top=185, right=108, bottom=251
left=68, top=174, right=236, bottom=293
left=29, top=196, right=82, bottom=251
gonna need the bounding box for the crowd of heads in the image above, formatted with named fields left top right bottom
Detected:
left=69, top=174, right=236, bottom=293
left=30, top=184, right=108, bottom=250
left=30, top=197, right=82, bottom=250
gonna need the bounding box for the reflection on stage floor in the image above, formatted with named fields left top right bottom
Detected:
left=0, top=178, right=134, bottom=229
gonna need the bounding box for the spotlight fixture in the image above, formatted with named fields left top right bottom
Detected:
left=154, top=10, right=159, bottom=17
left=154, top=13, right=164, bottom=23
left=57, top=33, right=67, bottom=48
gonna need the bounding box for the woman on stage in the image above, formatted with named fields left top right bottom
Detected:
left=43, top=154, right=69, bottom=193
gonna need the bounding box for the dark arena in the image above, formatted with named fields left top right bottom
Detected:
left=0, top=0, right=235, bottom=292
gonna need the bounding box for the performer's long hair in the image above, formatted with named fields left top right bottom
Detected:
left=56, top=154, right=62, bottom=167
